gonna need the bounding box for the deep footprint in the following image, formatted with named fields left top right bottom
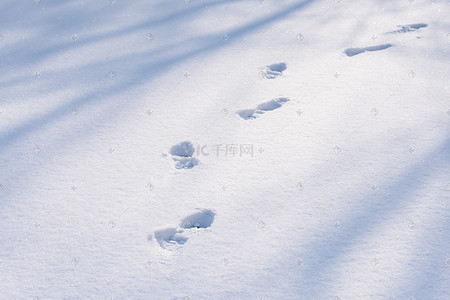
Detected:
left=154, top=228, right=188, bottom=249
left=386, top=23, right=428, bottom=34
left=236, top=97, right=289, bottom=120
left=179, top=209, right=215, bottom=229
left=153, top=209, right=215, bottom=250
left=169, top=141, right=198, bottom=169
left=261, top=63, right=287, bottom=79
left=344, top=44, right=393, bottom=57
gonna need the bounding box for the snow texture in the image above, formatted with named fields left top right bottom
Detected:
left=0, top=0, right=449, bottom=299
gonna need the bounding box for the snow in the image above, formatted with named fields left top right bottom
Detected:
left=0, top=0, right=449, bottom=299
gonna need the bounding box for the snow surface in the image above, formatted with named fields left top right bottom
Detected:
left=0, top=0, right=449, bottom=299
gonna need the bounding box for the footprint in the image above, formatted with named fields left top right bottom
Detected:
left=261, top=63, right=287, bottom=79
left=153, top=209, right=215, bottom=250
left=179, top=209, right=215, bottom=229
left=345, top=23, right=427, bottom=57
left=386, top=23, right=428, bottom=34
left=154, top=228, right=188, bottom=249
left=236, top=97, right=289, bottom=120
left=344, top=44, right=393, bottom=57
left=169, top=141, right=199, bottom=169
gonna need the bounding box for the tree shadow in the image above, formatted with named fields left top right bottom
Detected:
left=0, top=0, right=317, bottom=154
left=259, top=134, right=450, bottom=298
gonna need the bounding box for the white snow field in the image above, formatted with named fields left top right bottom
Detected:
left=0, top=0, right=449, bottom=299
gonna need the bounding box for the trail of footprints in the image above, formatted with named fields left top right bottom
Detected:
left=166, top=63, right=290, bottom=170
left=157, top=23, right=427, bottom=250
left=344, top=23, right=428, bottom=57
left=236, top=62, right=290, bottom=119
left=157, top=63, right=290, bottom=250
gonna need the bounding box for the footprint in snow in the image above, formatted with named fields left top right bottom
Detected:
left=385, top=23, right=428, bottom=34
left=344, top=44, right=393, bottom=57
left=345, top=23, right=428, bottom=57
left=260, top=62, right=287, bottom=79
left=236, top=97, right=289, bottom=120
left=152, top=209, right=215, bottom=250
left=169, top=141, right=198, bottom=169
